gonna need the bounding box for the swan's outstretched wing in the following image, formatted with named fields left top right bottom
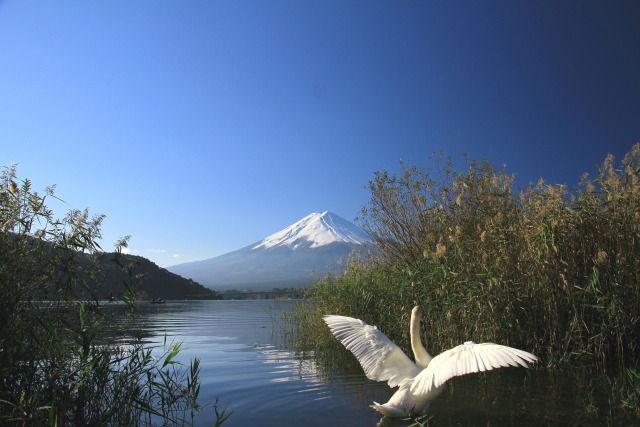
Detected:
left=410, top=341, right=537, bottom=395
left=324, top=315, right=420, bottom=387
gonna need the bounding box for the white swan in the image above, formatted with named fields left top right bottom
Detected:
left=323, top=306, right=537, bottom=417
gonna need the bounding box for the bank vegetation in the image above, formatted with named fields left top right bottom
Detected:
left=0, top=165, right=228, bottom=426
left=291, top=143, right=640, bottom=417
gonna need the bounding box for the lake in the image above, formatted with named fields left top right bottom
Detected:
left=128, top=300, right=634, bottom=426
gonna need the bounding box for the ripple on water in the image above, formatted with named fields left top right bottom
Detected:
left=113, top=300, right=621, bottom=427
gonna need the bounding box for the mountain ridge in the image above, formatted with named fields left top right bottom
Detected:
left=168, top=212, right=372, bottom=290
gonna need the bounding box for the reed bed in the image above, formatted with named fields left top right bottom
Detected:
left=301, top=144, right=640, bottom=367
left=288, top=144, right=640, bottom=418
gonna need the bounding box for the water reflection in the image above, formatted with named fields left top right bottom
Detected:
left=112, top=300, right=636, bottom=426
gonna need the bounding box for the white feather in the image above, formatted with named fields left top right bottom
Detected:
left=410, top=341, right=538, bottom=395
left=323, top=315, right=420, bottom=387
left=323, top=308, right=538, bottom=417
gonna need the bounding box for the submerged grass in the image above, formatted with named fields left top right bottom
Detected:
left=287, top=143, right=640, bottom=420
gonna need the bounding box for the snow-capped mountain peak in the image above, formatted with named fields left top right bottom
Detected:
left=252, top=211, right=371, bottom=250
left=168, top=211, right=373, bottom=289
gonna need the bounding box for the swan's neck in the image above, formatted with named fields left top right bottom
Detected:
left=410, top=312, right=432, bottom=368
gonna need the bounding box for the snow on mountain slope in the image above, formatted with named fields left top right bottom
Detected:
left=252, top=211, right=371, bottom=250
left=167, top=211, right=373, bottom=289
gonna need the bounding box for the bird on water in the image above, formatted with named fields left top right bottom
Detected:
left=324, top=306, right=538, bottom=417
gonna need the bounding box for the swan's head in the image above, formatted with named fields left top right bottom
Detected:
left=412, top=306, right=422, bottom=321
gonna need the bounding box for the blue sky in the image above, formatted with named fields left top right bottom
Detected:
left=2, top=1, right=639, bottom=267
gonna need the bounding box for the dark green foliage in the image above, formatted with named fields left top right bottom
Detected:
left=0, top=165, right=226, bottom=426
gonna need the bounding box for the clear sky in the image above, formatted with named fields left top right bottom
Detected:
left=2, top=1, right=639, bottom=267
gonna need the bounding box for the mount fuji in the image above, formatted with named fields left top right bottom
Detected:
left=167, top=211, right=373, bottom=290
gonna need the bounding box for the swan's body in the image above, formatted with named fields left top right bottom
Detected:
left=323, top=306, right=537, bottom=417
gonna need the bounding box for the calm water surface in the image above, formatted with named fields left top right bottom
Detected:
left=128, top=300, right=630, bottom=427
